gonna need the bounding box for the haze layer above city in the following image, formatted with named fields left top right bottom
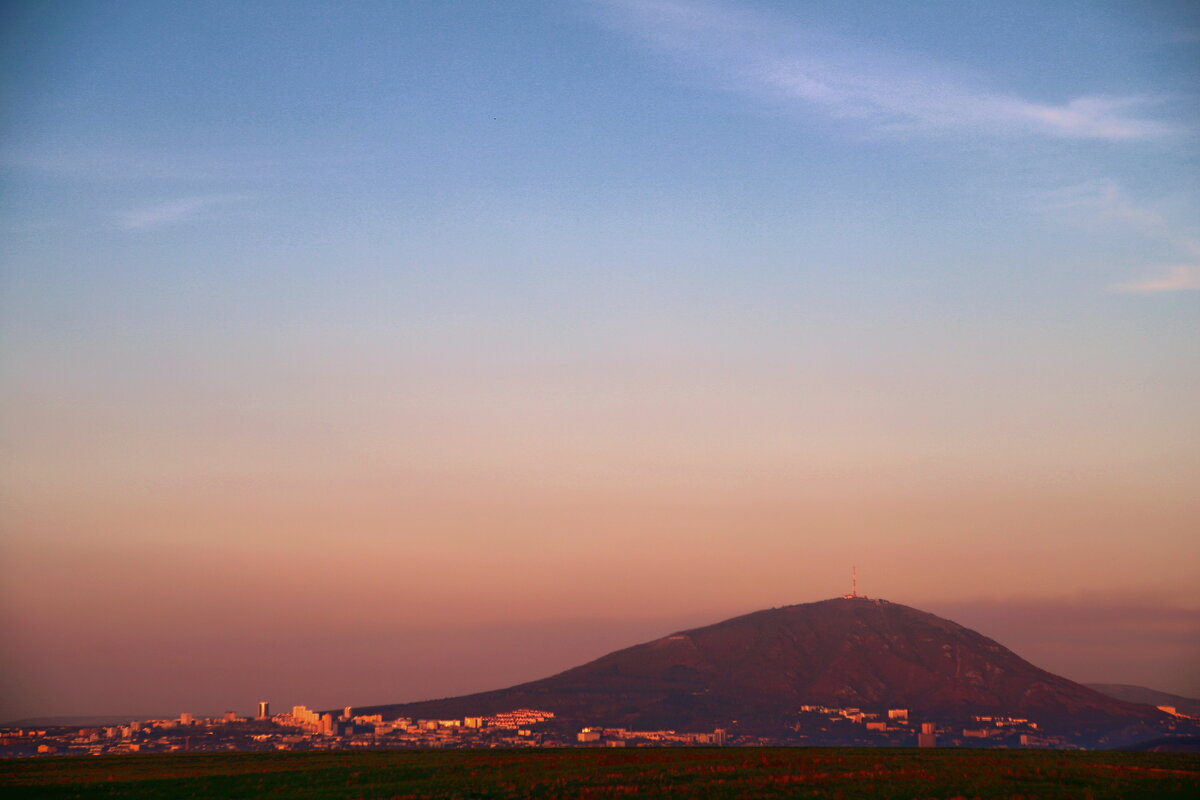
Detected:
left=1, top=0, right=1197, bottom=723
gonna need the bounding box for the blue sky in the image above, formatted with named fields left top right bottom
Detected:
left=0, top=1, right=1198, bottom=718
left=3, top=1, right=1198, bottom=331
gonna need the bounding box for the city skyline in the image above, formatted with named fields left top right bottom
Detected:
left=1, top=0, right=1198, bottom=722
left=8, top=594, right=1194, bottom=754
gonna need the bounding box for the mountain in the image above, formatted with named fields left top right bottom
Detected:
left=358, top=597, right=1164, bottom=738
left=1087, top=684, right=1200, bottom=717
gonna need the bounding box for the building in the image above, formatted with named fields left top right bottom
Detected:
left=258, top=702, right=270, bottom=719
left=291, top=706, right=320, bottom=727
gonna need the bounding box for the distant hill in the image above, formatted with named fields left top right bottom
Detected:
left=1087, top=685, right=1200, bottom=717
left=0, top=715, right=141, bottom=728
left=358, top=597, right=1164, bottom=739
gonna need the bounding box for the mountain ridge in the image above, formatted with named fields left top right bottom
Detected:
left=1086, top=684, right=1200, bottom=717
left=357, top=597, right=1164, bottom=739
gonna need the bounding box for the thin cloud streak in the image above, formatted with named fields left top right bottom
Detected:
left=1113, top=265, right=1200, bottom=294
left=759, top=66, right=1168, bottom=140
left=1038, top=179, right=1170, bottom=236
left=1038, top=180, right=1200, bottom=292
left=601, top=0, right=1174, bottom=140
left=115, top=195, right=242, bottom=230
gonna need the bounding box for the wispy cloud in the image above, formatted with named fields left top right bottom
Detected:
left=599, top=0, right=1174, bottom=140
left=1038, top=179, right=1169, bottom=236
left=1037, top=179, right=1200, bottom=294
left=115, top=195, right=242, bottom=231
left=758, top=67, right=1168, bottom=140
left=1113, top=266, right=1200, bottom=294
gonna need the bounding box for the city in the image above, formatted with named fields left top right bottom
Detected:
left=10, top=700, right=1193, bottom=758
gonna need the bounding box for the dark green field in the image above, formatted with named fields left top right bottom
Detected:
left=2, top=748, right=1197, bottom=799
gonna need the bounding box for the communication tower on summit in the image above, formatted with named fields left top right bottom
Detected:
left=843, top=566, right=859, bottom=599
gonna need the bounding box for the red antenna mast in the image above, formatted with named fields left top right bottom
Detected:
left=843, top=566, right=859, bottom=599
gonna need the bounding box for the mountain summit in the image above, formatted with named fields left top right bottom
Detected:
left=360, top=598, right=1162, bottom=737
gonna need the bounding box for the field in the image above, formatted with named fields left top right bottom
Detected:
left=2, top=747, right=1198, bottom=799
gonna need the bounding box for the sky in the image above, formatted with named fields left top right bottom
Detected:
left=0, top=0, right=1197, bottom=721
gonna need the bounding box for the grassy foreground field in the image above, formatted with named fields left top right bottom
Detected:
left=2, top=747, right=1198, bottom=799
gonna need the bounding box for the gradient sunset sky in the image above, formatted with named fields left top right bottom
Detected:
left=1, top=0, right=1198, bottom=722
